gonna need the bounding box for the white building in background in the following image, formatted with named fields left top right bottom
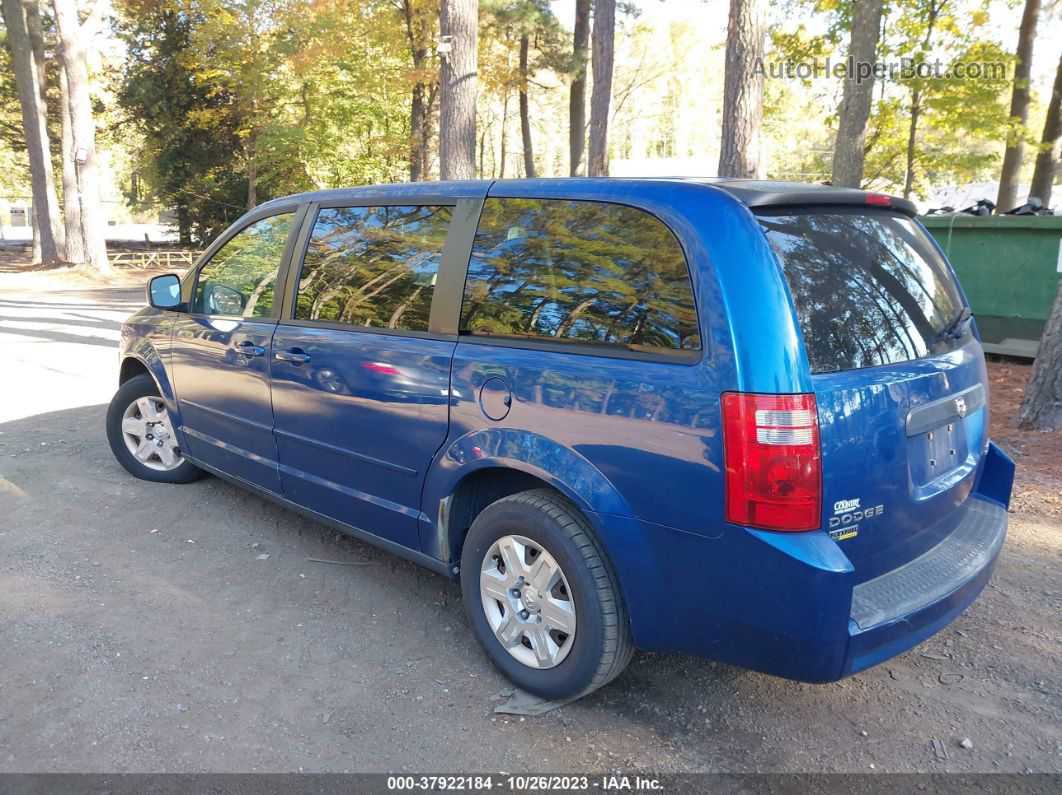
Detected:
left=1, top=143, right=179, bottom=246
left=0, top=196, right=178, bottom=246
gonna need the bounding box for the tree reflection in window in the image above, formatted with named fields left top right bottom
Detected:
left=194, top=212, right=293, bottom=317
left=461, top=198, right=701, bottom=352
left=296, top=205, right=452, bottom=331
left=759, top=210, right=963, bottom=373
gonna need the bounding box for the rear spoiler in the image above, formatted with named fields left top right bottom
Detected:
left=712, top=184, right=918, bottom=218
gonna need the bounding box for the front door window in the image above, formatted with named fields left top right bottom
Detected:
left=194, top=213, right=294, bottom=317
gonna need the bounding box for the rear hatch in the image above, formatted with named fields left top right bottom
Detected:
left=759, top=207, right=989, bottom=581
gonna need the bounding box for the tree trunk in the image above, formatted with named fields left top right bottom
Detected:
left=717, top=0, right=766, bottom=178
left=388, top=285, right=423, bottom=328
left=2, top=0, right=63, bottom=264
left=588, top=0, right=614, bottom=177
left=568, top=0, right=590, bottom=176
left=403, top=0, right=430, bottom=182
left=25, top=0, right=53, bottom=265
left=53, top=0, right=110, bottom=274
left=519, top=33, right=535, bottom=178
left=1029, top=50, right=1062, bottom=206
left=499, top=89, right=509, bottom=178
left=997, top=0, right=1040, bottom=213
left=30, top=207, right=41, bottom=263
left=831, top=0, right=884, bottom=188
left=903, top=88, right=922, bottom=199
left=439, top=0, right=478, bottom=180
left=59, top=64, right=85, bottom=264
left=246, top=140, right=257, bottom=209
left=1018, top=277, right=1062, bottom=429
left=556, top=295, right=596, bottom=337
left=23, top=0, right=58, bottom=262
left=410, top=83, right=427, bottom=182
left=23, top=0, right=47, bottom=124
left=177, top=203, right=192, bottom=247
left=901, top=0, right=941, bottom=200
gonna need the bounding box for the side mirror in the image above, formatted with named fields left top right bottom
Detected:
left=147, top=273, right=183, bottom=310
left=203, top=283, right=246, bottom=316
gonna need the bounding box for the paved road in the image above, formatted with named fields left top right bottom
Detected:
left=0, top=282, right=1059, bottom=773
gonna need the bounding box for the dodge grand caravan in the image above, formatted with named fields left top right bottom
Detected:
left=106, top=178, right=1015, bottom=699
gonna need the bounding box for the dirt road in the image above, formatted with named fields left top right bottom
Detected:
left=1, top=280, right=1059, bottom=773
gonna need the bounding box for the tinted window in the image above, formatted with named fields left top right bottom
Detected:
left=295, top=205, right=452, bottom=332
left=759, top=210, right=965, bottom=373
left=461, top=198, right=700, bottom=352
left=194, top=213, right=293, bottom=317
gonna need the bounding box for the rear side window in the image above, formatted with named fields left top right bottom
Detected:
left=759, top=210, right=965, bottom=373
left=295, top=205, right=452, bottom=332
left=461, top=198, right=700, bottom=352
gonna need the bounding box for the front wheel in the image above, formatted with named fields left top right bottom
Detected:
left=106, top=373, right=204, bottom=484
left=461, top=489, right=633, bottom=700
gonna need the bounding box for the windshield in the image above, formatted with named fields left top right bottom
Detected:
left=758, top=209, right=966, bottom=374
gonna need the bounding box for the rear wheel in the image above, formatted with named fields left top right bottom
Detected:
left=106, top=374, right=204, bottom=484
left=461, top=489, right=633, bottom=700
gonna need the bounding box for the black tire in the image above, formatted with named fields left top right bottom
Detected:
left=106, top=374, right=204, bottom=484
left=461, top=489, right=634, bottom=700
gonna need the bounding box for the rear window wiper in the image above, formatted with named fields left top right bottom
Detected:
left=932, top=306, right=973, bottom=343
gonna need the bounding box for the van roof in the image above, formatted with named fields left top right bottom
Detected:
left=261, top=177, right=917, bottom=217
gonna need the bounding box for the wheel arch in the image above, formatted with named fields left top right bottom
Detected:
left=422, top=427, right=633, bottom=565
left=118, top=347, right=180, bottom=426
left=440, top=466, right=565, bottom=565
left=119, top=356, right=151, bottom=385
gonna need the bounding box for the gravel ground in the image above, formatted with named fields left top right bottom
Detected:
left=0, top=279, right=1059, bottom=774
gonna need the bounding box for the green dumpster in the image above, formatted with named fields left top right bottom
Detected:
left=921, top=214, right=1062, bottom=358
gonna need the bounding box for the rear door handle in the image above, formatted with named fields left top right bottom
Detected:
left=275, top=349, right=311, bottom=364
left=236, top=341, right=266, bottom=357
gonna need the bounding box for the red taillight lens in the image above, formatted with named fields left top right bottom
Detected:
left=865, top=193, right=891, bottom=206
left=721, top=392, right=822, bottom=532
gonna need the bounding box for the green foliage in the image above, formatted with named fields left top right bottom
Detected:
left=767, top=0, right=1012, bottom=195
left=916, top=39, right=1014, bottom=187
left=117, top=0, right=252, bottom=242
left=481, top=0, right=569, bottom=80
left=115, top=0, right=411, bottom=243
left=0, top=26, right=30, bottom=197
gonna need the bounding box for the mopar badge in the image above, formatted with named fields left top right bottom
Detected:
left=955, top=397, right=967, bottom=419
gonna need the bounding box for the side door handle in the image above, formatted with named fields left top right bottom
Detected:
left=275, top=348, right=311, bottom=365
left=236, top=341, right=267, bottom=357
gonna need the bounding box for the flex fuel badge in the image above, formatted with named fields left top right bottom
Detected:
left=828, top=498, right=884, bottom=541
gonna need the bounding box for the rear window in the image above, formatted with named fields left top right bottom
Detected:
left=460, top=198, right=700, bottom=353
left=759, top=209, right=965, bottom=373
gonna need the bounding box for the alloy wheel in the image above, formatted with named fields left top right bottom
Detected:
left=121, top=396, right=184, bottom=472
left=480, top=534, right=577, bottom=669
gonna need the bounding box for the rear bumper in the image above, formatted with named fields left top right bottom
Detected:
left=591, top=442, right=1014, bottom=682
left=842, top=497, right=1007, bottom=677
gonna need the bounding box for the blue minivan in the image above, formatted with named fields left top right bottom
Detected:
left=106, top=178, right=1015, bottom=699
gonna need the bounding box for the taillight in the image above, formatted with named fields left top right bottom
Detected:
left=721, top=392, right=822, bottom=532
left=865, top=193, right=891, bottom=206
